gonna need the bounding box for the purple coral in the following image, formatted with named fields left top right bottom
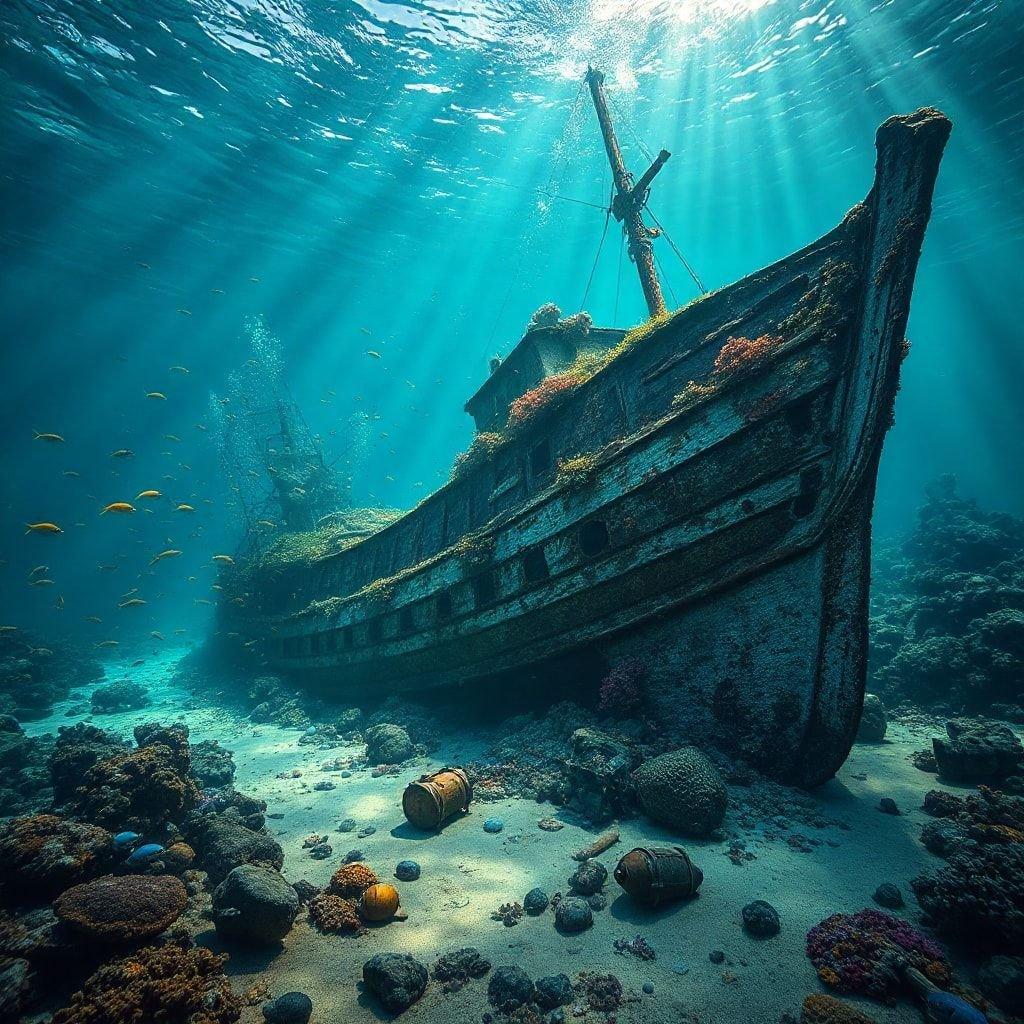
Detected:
left=806, top=909, right=950, bottom=999
left=598, top=659, right=645, bottom=715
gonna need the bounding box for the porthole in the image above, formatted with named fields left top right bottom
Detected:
left=579, top=519, right=610, bottom=558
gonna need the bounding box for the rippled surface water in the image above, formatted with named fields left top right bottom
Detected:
left=0, top=0, right=1022, bottom=631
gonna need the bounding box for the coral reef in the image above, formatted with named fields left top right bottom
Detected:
left=0, top=631, right=103, bottom=720
left=801, top=994, right=877, bottom=1024
left=806, top=909, right=950, bottom=998
left=54, top=874, right=188, bottom=943
left=912, top=839, right=1024, bottom=947
left=869, top=476, right=1024, bottom=711
left=0, top=718, right=53, bottom=816
left=49, top=724, right=127, bottom=807
left=189, top=740, right=236, bottom=789
left=329, top=862, right=378, bottom=899
left=306, top=893, right=363, bottom=934
left=450, top=432, right=504, bottom=481
left=633, top=747, right=727, bottom=836
left=0, top=814, right=112, bottom=903
left=51, top=937, right=241, bottom=1024
left=91, top=680, right=149, bottom=714
left=930, top=720, right=1023, bottom=782
left=855, top=695, right=887, bottom=743
left=68, top=737, right=200, bottom=832
left=507, top=370, right=586, bottom=429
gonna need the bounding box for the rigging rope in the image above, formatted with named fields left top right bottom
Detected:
left=646, top=206, right=707, bottom=295
left=613, top=229, right=624, bottom=326
left=579, top=183, right=614, bottom=312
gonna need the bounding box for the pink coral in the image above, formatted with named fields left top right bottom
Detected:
left=713, top=334, right=783, bottom=376
left=507, top=371, right=583, bottom=428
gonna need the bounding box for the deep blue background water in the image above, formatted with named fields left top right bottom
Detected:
left=1, top=0, right=1022, bottom=642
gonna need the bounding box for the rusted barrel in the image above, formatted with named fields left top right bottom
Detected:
left=613, top=846, right=703, bottom=906
left=402, top=767, right=472, bottom=830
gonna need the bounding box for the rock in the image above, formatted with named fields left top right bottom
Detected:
left=873, top=883, right=904, bottom=908
left=431, top=948, right=491, bottom=993
left=364, top=724, right=413, bottom=765
left=54, top=873, right=188, bottom=943
left=554, top=896, right=593, bottom=933
left=933, top=720, right=1024, bottom=782
left=90, top=680, right=149, bottom=714
left=0, top=813, right=113, bottom=901
left=879, top=798, right=901, bottom=815
left=212, top=864, right=299, bottom=944
left=48, top=723, right=127, bottom=806
left=395, top=860, right=420, bottom=882
left=307, top=893, right=363, bottom=934
left=189, top=739, right=236, bottom=788
left=633, top=747, right=727, bottom=837
left=709, top=950, right=725, bottom=964
left=978, top=955, right=1024, bottom=1015
left=337, top=818, right=356, bottom=832
left=535, top=973, right=574, bottom=1010
left=184, top=811, right=284, bottom=885
left=262, top=992, right=313, bottom=1024
left=0, top=957, right=31, bottom=1019
left=741, top=900, right=780, bottom=938
left=488, top=965, right=535, bottom=1011
left=565, top=727, right=639, bottom=823
left=642, top=982, right=655, bottom=995
left=483, top=817, right=504, bottom=834
left=524, top=887, right=549, bottom=915
left=362, top=952, right=428, bottom=1013
left=569, top=859, right=607, bottom=896
left=856, top=695, right=887, bottom=743
left=292, top=879, right=320, bottom=903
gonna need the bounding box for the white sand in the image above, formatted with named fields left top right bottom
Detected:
left=24, top=649, right=989, bottom=1024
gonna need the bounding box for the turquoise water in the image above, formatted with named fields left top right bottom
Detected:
left=1, top=0, right=1022, bottom=638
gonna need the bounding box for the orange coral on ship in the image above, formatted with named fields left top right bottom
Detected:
left=713, top=334, right=783, bottom=376
left=507, top=371, right=583, bottom=428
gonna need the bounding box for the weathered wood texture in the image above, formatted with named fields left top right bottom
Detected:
left=226, top=109, right=951, bottom=787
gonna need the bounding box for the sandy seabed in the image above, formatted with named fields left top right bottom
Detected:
left=23, top=649, right=989, bottom=1024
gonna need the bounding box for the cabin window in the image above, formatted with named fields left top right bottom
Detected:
left=473, top=572, right=497, bottom=609
left=793, top=465, right=824, bottom=519
left=325, top=631, right=337, bottom=653
left=530, top=439, right=552, bottom=478
left=283, top=638, right=295, bottom=658
left=342, top=625, right=354, bottom=649
left=579, top=519, right=610, bottom=558
left=785, top=394, right=815, bottom=437
left=310, top=633, right=322, bottom=656
left=399, top=605, right=415, bottom=634
left=368, top=618, right=382, bottom=644
left=523, top=546, right=550, bottom=584
left=436, top=591, right=453, bottom=620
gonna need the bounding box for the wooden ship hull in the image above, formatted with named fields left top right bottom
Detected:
left=223, top=107, right=951, bottom=787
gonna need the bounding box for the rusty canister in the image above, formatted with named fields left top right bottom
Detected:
left=402, top=767, right=472, bottom=830
left=614, top=847, right=703, bottom=906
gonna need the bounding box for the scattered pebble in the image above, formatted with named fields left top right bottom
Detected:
left=524, top=887, right=549, bottom=915
left=741, top=900, right=780, bottom=938
left=395, top=860, right=421, bottom=882
left=343, top=849, right=365, bottom=863
left=483, top=817, right=504, bottom=834
left=879, top=797, right=901, bottom=815
left=709, top=950, right=726, bottom=964
left=642, top=982, right=655, bottom=995
left=337, top=818, right=356, bottom=832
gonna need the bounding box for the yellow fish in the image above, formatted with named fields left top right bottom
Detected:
left=25, top=522, right=62, bottom=535
left=34, top=431, right=64, bottom=442
left=170, top=366, right=190, bottom=374
left=149, top=549, right=182, bottom=566
left=175, top=503, right=195, bottom=513
left=111, top=449, right=134, bottom=458
left=101, top=502, right=135, bottom=515
left=119, top=598, right=146, bottom=608
left=146, top=392, right=166, bottom=400
left=212, top=554, right=235, bottom=565
left=136, top=490, right=161, bottom=499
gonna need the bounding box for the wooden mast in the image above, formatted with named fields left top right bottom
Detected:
left=585, top=66, right=670, bottom=319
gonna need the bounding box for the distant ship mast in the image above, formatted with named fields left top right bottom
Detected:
left=585, top=66, right=671, bottom=319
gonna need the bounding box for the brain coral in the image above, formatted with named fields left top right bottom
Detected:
left=806, top=909, right=950, bottom=999
left=307, top=893, right=364, bottom=934
left=0, top=814, right=112, bottom=901
left=51, top=938, right=241, bottom=1024
left=54, top=874, right=188, bottom=943
left=69, top=742, right=200, bottom=831
left=328, top=863, right=378, bottom=899
left=632, top=747, right=727, bottom=836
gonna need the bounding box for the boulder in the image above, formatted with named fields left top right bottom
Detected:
left=190, top=740, right=236, bottom=788
left=362, top=952, right=428, bottom=1012
left=633, top=747, right=727, bottom=836
left=185, top=812, right=284, bottom=885
left=364, top=724, right=413, bottom=765
left=0, top=814, right=112, bottom=900
left=262, top=992, right=313, bottom=1024
left=932, top=720, right=1023, bottom=782
left=54, top=873, right=187, bottom=943
left=741, top=900, right=780, bottom=937
left=856, top=695, right=888, bottom=743
left=565, top=727, right=638, bottom=823
left=487, top=965, right=535, bottom=1011
left=554, top=896, right=592, bottom=933
left=569, top=860, right=607, bottom=896
left=535, top=973, right=574, bottom=1011
left=212, top=864, right=299, bottom=944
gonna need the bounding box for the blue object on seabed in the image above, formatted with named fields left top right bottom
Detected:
left=126, top=842, right=165, bottom=866
left=112, top=831, right=140, bottom=852
left=925, top=990, right=988, bottom=1024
